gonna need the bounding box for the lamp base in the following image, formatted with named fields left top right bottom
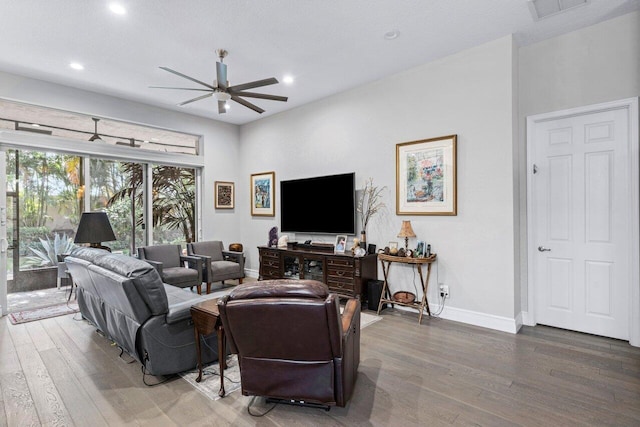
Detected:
left=88, top=243, right=112, bottom=252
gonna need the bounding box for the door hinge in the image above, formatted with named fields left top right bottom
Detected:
left=533, top=164, right=538, bottom=174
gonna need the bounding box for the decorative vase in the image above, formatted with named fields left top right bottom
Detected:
left=360, top=230, right=367, bottom=249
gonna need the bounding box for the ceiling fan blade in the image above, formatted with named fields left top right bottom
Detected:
left=231, top=96, right=265, bottom=114
left=218, top=100, right=227, bottom=114
left=149, top=86, right=213, bottom=91
left=216, top=62, right=227, bottom=90
left=159, top=67, right=216, bottom=90
left=178, top=93, right=213, bottom=106
left=231, top=91, right=288, bottom=102
left=228, top=77, right=278, bottom=92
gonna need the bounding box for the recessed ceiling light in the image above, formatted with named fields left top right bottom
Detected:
left=69, top=62, right=84, bottom=70
left=384, top=30, right=400, bottom=40
left=224, top=103, right=231, bottom=110
left=282, top=75, right=294, bottom=85
left=31, top=123, right=40, bottom=127
left=109, top=3, right=127, bottom=15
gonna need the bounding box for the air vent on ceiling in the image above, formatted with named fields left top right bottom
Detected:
left=528, top=0, right=589, bottom=21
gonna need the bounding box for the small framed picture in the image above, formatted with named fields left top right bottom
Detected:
left=215, top=181, right=234, bottom=209
left=334, top=235, right=347, bottom=253
left=416, top=240, right=425, bottom=257
left=251, top=171, right=275, bottom=216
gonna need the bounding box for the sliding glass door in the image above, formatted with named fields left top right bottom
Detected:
left=90, top=159, right=146, bottom=255
left=152, top=165, right=196, bottom=245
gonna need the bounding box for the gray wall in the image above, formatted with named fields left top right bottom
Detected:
left=240, top=35, right=519, bottom=330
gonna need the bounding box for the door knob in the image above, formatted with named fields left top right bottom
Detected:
left=538, top=246, right=551, bottom=252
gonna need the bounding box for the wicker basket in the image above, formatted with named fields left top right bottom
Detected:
left=393, top=291, right=416, bottom=304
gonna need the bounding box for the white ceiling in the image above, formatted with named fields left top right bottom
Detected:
left=0, top=0, right=638, bottom=125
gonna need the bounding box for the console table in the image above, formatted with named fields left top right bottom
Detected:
left=257, top=245, right=377, bottom=300
left=190, top=298, right=227, bottom=397
left=376, top=253, right=437, bottom=324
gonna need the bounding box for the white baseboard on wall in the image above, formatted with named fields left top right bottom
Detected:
left=395, top=303, right=521, bottom=334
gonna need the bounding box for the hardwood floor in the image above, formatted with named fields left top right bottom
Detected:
left=1, top=307, right=639, bottom=426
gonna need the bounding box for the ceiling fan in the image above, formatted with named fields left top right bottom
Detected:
left=150, top=49, right=288, bottom=114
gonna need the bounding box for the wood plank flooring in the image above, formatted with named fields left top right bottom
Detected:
left=1, top=307, right=639, bottom=426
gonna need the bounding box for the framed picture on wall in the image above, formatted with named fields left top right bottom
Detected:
left=215, top=181, right=235, bottom=209
left=396, top=134, right=457, bottom=215
left=251, top=171, right=275, bottom=216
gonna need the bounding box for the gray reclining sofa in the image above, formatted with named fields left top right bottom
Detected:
left=65, top=247, right=222, bottom=376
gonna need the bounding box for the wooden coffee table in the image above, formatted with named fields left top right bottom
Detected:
left=190, top=298, right=228, bottom=397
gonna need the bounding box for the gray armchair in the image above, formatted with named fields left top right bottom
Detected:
left=137, top=244, right=204, bottom=294
left=187, top=241, right=244, bottom=294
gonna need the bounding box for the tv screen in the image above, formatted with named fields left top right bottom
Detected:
left=280, top=172, right=356, bottom=235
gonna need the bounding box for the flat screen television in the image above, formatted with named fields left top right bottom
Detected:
left=280, top=172, right=356, bottom=235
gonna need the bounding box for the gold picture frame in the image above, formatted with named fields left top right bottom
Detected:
left=396, top=134, right=457, bottom=215
left=251, top=171, right=275, bottom=216
left=215, top=181, right=234, bottom=209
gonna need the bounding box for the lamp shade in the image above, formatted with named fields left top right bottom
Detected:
left=397, top=220, right=416, bottom=238
left=74, top=212, right=116, bottom=246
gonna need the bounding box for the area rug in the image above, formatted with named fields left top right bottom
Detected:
left=180, top=355, right=242, bottom=401
left=9, top=301, right=79, bottom=325
left=361, top=310, right=382, bottom=329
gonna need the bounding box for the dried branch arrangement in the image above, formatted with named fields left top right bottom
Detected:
left=357, top=177, right=386, bottom=234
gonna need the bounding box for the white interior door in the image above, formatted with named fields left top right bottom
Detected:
left=0, top=148, right=7, bottom=316
left=528, top=100, right=638, bottom=341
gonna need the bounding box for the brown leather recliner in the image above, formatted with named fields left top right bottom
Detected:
left=218, top=279, right=360, bottom=408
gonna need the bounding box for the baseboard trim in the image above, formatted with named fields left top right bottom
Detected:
left=395, top=303, right=520, bottom=334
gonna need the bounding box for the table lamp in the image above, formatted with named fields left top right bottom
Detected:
left=74, top=211, right=116, bottom=252
left=397, top=220, right=416, bottom=252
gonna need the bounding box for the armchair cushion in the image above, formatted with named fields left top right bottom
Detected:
left=189, top=241, right=224, bottom=262
left=137, top=245, right=203, bottom=291
left=139, top=244, right=182, bottom=268
left=187, top=241, right=245, bottom=287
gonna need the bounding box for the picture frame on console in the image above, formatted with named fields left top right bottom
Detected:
left=251, top=171, right=275, bottom=216
left=396, top=134, right=457, bottom=215
left=334, top=235, right=347, bottom=253
left=214, top=181, right=235, bottom=209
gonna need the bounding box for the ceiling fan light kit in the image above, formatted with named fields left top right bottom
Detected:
left=151, top=49, right=287, bottom=115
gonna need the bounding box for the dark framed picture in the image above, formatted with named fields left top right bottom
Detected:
left=251, top=171, right=275, bottom=216
left=215, top=181, right=234, bottom=209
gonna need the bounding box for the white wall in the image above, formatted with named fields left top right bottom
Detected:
left=0, top=70, right=242, bottom=245
left=518, top=11, right=640, bottom=318
left=240, top=36, right=518, bottom=328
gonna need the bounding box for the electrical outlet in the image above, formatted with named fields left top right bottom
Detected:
left=439, top=284, right=449, bottom=298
